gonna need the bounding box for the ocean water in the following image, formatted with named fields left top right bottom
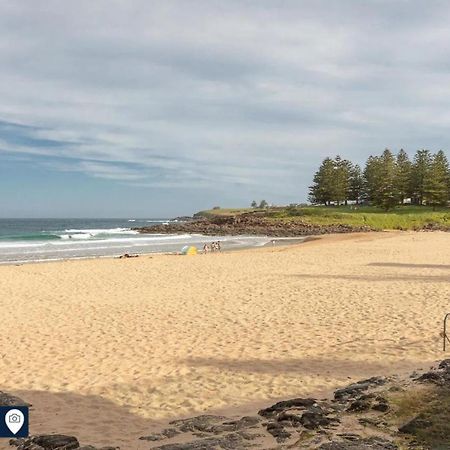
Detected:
left=0, top=218, right=271, bottom=264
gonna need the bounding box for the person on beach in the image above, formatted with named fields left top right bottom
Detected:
left=203, top=243, right=210, bottom=253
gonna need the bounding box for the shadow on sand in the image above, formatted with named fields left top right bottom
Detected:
left=289, top=273, right=450, bottom=282
left=5, top=389, right=159, bottom=449
left=368, top=262, right=450, bottom=270
left=182, top=356, right=399, bottom=378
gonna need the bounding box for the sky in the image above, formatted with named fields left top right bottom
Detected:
left=1, top=0, right=450, bottom=217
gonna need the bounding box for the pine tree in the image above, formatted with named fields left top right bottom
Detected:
left=424, top=150, right=449, bottom=208
left=348, top=164, right=363, bottom=204
left=395, top=149, right=412, bottom=204
left=410, top=150, right=433, bottom=205
left=363, top=156, right=383, bottom=204
left=309, top=157, right=336, bottom=205
left=377, top=149, right=399, bottom=210
left=311, top=148, right=450, bottom=209
left=334, top=156, right=352, bottom=205
left=363, top=149, right=398, bottom=209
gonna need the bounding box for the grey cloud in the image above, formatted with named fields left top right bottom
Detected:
left=1, top=0, right=450, bottom=213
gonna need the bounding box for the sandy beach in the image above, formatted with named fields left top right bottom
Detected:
left=0, top=231, right=449, bottom=448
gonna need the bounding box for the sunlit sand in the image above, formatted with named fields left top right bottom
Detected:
left=0, top=232, right=448, bottom=448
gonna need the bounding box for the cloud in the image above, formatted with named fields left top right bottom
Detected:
left=1, top=0, right=450, bottom=209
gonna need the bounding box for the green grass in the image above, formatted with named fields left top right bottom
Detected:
left=196, top=206, right=450, bottom=231
left=387, top=386, right=450, bottom=449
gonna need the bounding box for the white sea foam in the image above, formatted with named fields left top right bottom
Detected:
left=0, top=226, right=275, bottom=264
left=0, top=242, right=50, bottom=249
left=64, top=228, right=139, bottom=235
left=0, top=234, right=196, bottom=250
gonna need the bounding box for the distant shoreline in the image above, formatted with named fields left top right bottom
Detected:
left=0, top=218, right=288, bottom=265
left=0, top=234, right=312, bottom=266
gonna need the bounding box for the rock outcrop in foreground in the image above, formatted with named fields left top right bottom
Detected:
left=7, top=360, right=450, bottom=449
left=135, top=213, right=374, bottom=237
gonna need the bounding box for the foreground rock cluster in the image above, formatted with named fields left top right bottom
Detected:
left=10, top=435, right=117, bottom=450
left=135, top=213, right=374, bottom=237
left=5, top=360, right=450, bottom=449
left=139, top=378, right=396, bottom=449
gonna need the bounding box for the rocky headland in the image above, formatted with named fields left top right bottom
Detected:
left=134, top=212, right=374, bottom=237
left=6, top=360, right=450, bottom=449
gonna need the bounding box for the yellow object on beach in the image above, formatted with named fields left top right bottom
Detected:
left=181, top=245, right=198, bottom=255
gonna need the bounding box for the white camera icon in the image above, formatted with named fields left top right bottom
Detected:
left=8, top=413, right=21, bottom=423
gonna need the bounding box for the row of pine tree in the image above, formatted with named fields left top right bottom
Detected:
left=309, top=149, right=450, bottom=210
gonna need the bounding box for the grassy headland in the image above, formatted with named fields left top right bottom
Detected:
left=195, top=205, right=450, bottom=231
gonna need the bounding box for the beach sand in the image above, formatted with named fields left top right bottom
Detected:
left=0, top=231, right=449, bottom=448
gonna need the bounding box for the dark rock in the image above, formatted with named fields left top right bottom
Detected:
left=415, top=371, right=443, bottom=383
left=346, top=399, right=371, bottom=412
left=219, top=416, right=261, bottom=431
left=140, top=428, right=181, bottom=441
left=258, top=397, right=316, bottom=417
left=417, top=222, right=450, bottom=232
left=233, top=431, right=260, bottom=440
left=162, top=428, right=181, bottom=438
left=299, top=411, right=338, bottom=430
left=152, top=431, right=257, bottom=449
left=319, top=437, right=398, bottom=449
left=277, top=411, right=303, bottom=426
left=306, top=403, right=328, bottom=415
left=165, top=414, right=261, bottom=436
left=266, top=422, right=291, bottom=442
left=78, top=447, right=119, bottom=450
left=337, top=433, right=362, bottom=441
left=334, top=377, right=386, bottom=400
left=398, top=415, right=432, bottom=434
left=168, top=415, right=228, bottom=433
left=372, top=400, right=389, bottom=412
left=358, top=417, right=384, bottom=428
left=12, top=435, right=79, bottom=450
left=415, top=360, right=450, bottom=386
left=438, top=359, right=450, bottom=370
left=0, top=391, right=30, bottom=407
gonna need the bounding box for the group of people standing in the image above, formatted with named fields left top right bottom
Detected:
left=202, top=241, right=221, bottom=253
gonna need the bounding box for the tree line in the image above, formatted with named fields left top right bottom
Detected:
left=309, top=149, right=450, bottom=210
